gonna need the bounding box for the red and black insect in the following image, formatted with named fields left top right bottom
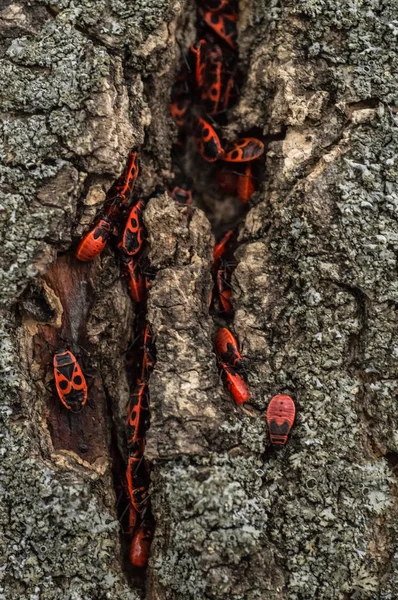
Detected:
left=223, top=138, right=264, bottom=162
left=216, top=265, right=233, bottom=314
left=121, top=257, right=146, bottom=304
left=266, top=394, right=296, bottom=445
left=126, top=455, right=151, bottom=514
left=118, top=200, right=145, bottom=256
left=126, top=381, right=149, bottom=456
left=130, top=519, right=154, bottom=568
left=214, top=328, right=243, bottom=372
left=202, top=11, right=238, bottom=49
left=237, top=163, right=255, bottom=204
left=140, top=324, right=155, bottom=382
left=220, top=363, right=250, bottom=404
left=213, top=230, right=234, bottom=263
left=201, top=44, right=223, bottom=114
left=171, top=184, right=193, bottom=205
left=188, top=40, right=208, bottom=90
left=53, top=349, right=88, bottom=412
left=75, top=218, right=111, bottom=262
left=196, top=117, right=224, bottom=162
left=106, top=152, right=139, bottom=207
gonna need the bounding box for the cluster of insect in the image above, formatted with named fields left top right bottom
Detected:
left=168, top=0, right=296, bottom=442
left=169, top=0, right=264, bottom=205
left=49, top=0, right=296, bottom=576
left=54, top=153, right=155, bottom=567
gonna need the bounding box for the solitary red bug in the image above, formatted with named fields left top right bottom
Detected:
left=75, top=218, right=111, bottom=262
left=214, top=328, right=243, bottom=372
left=188, top=40, right=208, bottom=90
left=126, top=455, right=150, bottom=514
left=223, top=138, right=264, bottom=162
left=202, top=11, right=238, bottom=49
left=121, top=258, right=146, bottom=304
left=213, top=230, right=233, bottom=263
left=171, top=184, right=193, bottom=205
left=237, top=163, right=255, bottom=204
left=106, top=152, right=139, bottom=207
left=126, top=381, right=149, bottom=456
left=266, top=394, right=296, bottom=445
left=53, top=349, right=88, bottom=412
left=130, top=519, right=154, bottom=568
left=220, top=363, right=250, bottom=404
left=196, top=117, right=224, bottom=162
left=118, top=200, right=145, bottom=256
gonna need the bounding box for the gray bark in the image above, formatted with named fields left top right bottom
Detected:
left=1, top=1, right=398, bottom=599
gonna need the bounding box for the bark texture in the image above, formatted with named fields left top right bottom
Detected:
left=1, top=1, right=398, bottom=599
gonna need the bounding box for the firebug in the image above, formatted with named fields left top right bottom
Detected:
left=213, top=230, right=234, bottom=263
left=75, top=218, right=111, bottom=262
left=266, top=394, right=296, bottom=445
left=188, top=40, right=208, bottom=90
left=121, top=258, right=146, bottom=304
left=169, top=97, right=191, bottom=129
left=118, top=200, right=145, bottom=256
left=126, top=455, right=150, bottom=514
left=201, top=45, right=223, bottom=114
left=53, top=349, right=88, bottom=412
left=140, top=324, right=155, bottom=382
left=130, top=519, right=154, bottom=568
left=106, top=152, right=139, bottom=207
left=126, top=381, right=149, bottom=456
left=220, top=363, right=250, bottom=404
left=214, top=328, right=243, bottom=372
left=171, top=184, right=193, bottom=205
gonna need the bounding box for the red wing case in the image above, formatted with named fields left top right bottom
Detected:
left=223, top=138, right=264, bottom=162
left=53, top=350, right=88, bottom=412
left=196, top=117, right=224, bottom=162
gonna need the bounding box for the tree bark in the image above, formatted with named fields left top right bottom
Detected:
left=1, top=1, right=398, bottom=599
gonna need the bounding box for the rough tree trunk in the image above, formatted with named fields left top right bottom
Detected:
left=1, top=1, right=398, bottom=599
